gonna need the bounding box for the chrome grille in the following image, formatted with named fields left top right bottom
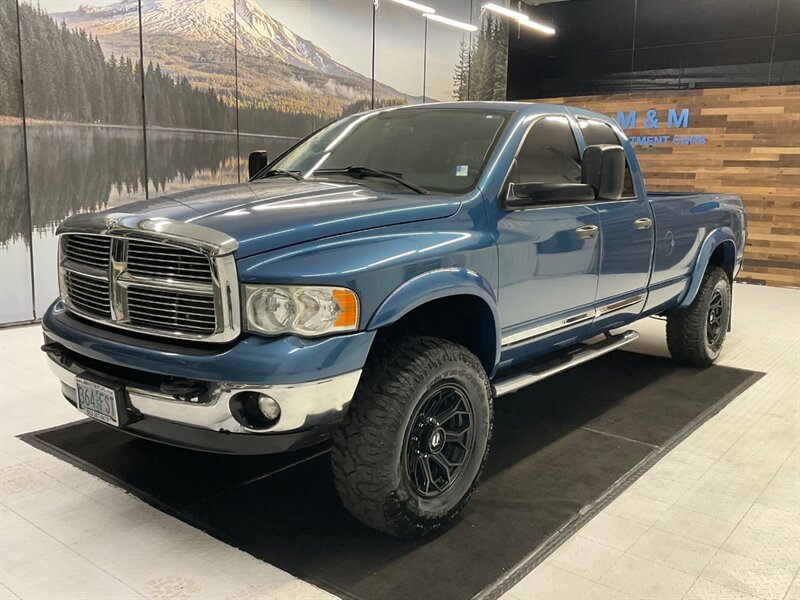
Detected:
left=128, top=288, right=216, bottom=334
left=64, top=234, right=111, bottom=271
left=63, top=271, right=112, bottom=318
left=127, top=241, right=212, bottom=284
left=58, top=229, right=239, bottom=342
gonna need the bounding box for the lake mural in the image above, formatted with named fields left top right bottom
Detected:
left=0, top=0, right=510, bottom=324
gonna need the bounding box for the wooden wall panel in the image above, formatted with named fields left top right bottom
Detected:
left=533, top=85, right=800, bottom=288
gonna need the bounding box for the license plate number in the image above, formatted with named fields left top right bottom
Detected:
left=76, top=377, right=119, bottom=426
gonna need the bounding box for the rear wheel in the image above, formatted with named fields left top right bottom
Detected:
left=666, top=266, right=731, bottom=367
left=331, top=336, right=492, bottom=538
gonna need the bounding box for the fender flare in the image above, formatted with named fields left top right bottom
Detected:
left=678, top=228, right=737, bottom=309
left=367, top=268, right=501, bottom=374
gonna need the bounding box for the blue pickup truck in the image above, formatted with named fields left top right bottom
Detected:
left=43, top=102, right=746, bottom=537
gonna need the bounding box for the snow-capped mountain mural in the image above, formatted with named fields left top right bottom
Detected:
left=53, top=0, right=413, bottom=119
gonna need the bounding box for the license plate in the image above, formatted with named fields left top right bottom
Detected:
left=76, top=377, right=120, bottom=426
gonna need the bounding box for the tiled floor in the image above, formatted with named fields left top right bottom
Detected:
left=1, top=283, right=798, bottom=600
left=505, top=284, right=800, bottom=600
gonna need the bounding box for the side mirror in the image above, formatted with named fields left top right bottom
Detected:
left=505, top=182, right=596, bottom=209
left=248, top=150, right=269, bottom=180
left=581, top=144, right=625, bottom=201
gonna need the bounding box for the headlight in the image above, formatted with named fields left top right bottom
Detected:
left=243, top=285, right=359, bottom=337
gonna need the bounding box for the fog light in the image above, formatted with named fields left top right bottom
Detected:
left=230, top=391, right=281, bottom=429
left=257, top=394, right=281, bottom=421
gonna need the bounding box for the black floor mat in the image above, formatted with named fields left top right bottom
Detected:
left=23, top=352, right=761, bottom=600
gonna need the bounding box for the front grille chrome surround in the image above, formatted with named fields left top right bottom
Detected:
left=57, top=215, right=240, bottom=343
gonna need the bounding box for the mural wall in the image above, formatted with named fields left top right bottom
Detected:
left=0, top=0, right=510, bottom=324
left=0, top=0, right=33, bottom=323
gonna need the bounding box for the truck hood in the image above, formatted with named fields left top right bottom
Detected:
left=133, top=179, right=461, bottom=258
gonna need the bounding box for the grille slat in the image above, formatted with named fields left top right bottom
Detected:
left=127, top=283, right=217, bottom=336
left=60, top=233, right=226, bottom=339
left=129, top=312, right=216, bottom=331
left=126, top=300, right=216, bottom=319
left=127, top=241, right=213, bottom=285
left=65, top=235, right=111, bottom=270
left=129, top=312, right=216, bottom=328
left=67, top=285, right=110, bottom=304
left=127, top=250, right=209, bottom=263
left=126, top=292, right=215, bottom=312
left=64, top=271, right=111, bottom=318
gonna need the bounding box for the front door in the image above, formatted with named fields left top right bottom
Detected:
left=494, top=115, right=601, bottom=349
left=576, top=117, right=655, bottom=323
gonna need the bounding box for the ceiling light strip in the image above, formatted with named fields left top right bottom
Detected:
left=390, top=0, right=436, bottom=14
left=424, top=13, right=478, bottom=31
left=483, top=2, right=555, bottom=35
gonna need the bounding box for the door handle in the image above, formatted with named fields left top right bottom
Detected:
left=575, top=225, right=599, bottom=240
left=634, top=217, right=653, bottom=230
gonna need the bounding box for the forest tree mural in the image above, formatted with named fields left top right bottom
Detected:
left=453, top=13, right=509, bottom=101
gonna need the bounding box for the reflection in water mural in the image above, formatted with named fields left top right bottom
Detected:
left=0, top=0, right=510, bottom=323
left=0, top=0, right=34, bottom=323
left=20, top=125, right=294, bottom=313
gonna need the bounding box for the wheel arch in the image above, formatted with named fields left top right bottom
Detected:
left=678, top=229, right=736, bottom=309
left=367, top=269, right=501, bottom=376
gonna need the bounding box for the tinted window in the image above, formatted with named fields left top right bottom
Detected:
left=513, top=116, right=582, bottom=184
left=578, top=118, right=636, bottom=198
left=271, top=108, right=510, bottom=194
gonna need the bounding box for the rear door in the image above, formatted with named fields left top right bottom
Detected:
left=494, top=115, right=601, bottom=348
left=576, top=117, right=655, bottom=322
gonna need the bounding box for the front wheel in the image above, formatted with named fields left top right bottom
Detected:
left=331, top=336, right=492, bottom=538
left=666, top=266, right=732, bottom=367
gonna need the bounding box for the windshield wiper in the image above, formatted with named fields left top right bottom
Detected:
left=315, top=166, right=428, bottom=195
left=260, top=169, right=303, bottom=181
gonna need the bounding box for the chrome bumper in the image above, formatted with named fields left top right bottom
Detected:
left=47, top=354, right=361, bottom=434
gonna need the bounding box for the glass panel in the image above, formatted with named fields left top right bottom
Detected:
left=0, top=0, right=34, bottom=323
left=375, top=0, right=425, bottom=106
left=141, top=0, right=239, bottom=195
left=466, top=1, right=509, bottom=101
left=423, top=0, right=472, bottom=103
left=18, top=0, right=146, bottom=316
left=516, top=116, right=581, bottom=184
left=236, top=0, right=374, bottom=179
left=272, top=107, right=510, bottom=194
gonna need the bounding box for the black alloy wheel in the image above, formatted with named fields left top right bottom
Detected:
left=706, top=289, right=725, bottom=348
left=666, top=266, right=731, bottom=367
left=404, top=383, right=475, bottom=498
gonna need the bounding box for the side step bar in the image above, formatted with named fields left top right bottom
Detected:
left=492, top=330, right=640, bottom=397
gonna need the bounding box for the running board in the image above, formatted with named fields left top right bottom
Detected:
left=492, top=330, right=640, bottom=397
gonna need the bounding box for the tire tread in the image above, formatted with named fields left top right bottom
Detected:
left=331, top=335, right=492, bottom=538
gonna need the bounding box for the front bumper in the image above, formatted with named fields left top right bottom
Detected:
left=45, top=343, right=361, bottom=454
left=41, top=299, right=375, bottom=454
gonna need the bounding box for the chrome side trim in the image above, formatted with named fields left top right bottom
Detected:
left=500, top=293, right=646, bottom=347
left=597, top=294, right=645, bottom=315
left=47, top=354, right=361, bottom=434
left=501, top=310, right=594, bottom=347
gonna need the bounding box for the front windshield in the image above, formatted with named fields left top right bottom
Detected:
left=269, top=107, right=511, bottom=194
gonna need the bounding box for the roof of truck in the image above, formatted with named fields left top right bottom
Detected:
left=384, top=101, right=614, bottom=123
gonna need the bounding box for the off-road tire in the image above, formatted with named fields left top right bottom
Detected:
left=666, top=266, right=731, bottom=367
left=331, top=336, right=492, bottom=538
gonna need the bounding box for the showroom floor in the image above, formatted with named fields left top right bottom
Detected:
left=1, top=283, right=798, bottom=600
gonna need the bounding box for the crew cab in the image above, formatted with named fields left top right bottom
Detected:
left=42, top=102, right=747, bottom=537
